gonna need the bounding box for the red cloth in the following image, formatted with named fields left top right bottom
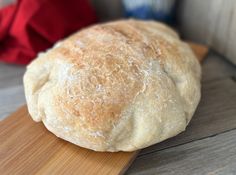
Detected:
left=0, top=0, right=97, bottom=64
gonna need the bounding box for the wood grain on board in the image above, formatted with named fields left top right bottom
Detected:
left=0, top=44, right=208, bottom=175
left=0, top=107, right=137, bottom=175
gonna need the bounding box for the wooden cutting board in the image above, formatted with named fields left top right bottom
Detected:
left=0, top=43, right=208, bottom=175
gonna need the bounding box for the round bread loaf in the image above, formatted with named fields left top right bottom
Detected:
left=23, top=20, right=201, bottom=152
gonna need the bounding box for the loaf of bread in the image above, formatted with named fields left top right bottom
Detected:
left=23, top=19, right=201, bottom=152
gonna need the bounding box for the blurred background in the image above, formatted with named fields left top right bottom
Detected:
left=1, top=0, right=236, bottom=65
left=91, top=0, right=236, bottom=65
left=0, top=0, right=236, bottom=119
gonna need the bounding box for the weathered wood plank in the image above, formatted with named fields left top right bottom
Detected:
left=201, top=52, right=236, bottom=82
left=0, top=85, right=25, bottom=120
left=0, top=63, right=25, bottom=120
left=0, top=63, right=25, bottom=89
left=127, top=129, right=236, bottom=175
left=140, top=77, right=236, bottom=155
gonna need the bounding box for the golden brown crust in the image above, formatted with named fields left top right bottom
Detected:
left=23, top=19, right=201, bottom=151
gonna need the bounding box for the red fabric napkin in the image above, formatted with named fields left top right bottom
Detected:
left=0, top=0, right=97, bottom=64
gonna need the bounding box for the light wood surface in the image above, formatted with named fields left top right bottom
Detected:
left=0, top=44, right=208, bottom=175
left=0, top=106, right=138, bottom=175
left=187, top=42, right=208, bottom=63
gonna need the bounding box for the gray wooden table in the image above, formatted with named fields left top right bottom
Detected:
left=0, top=51, right=236, bottom=175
